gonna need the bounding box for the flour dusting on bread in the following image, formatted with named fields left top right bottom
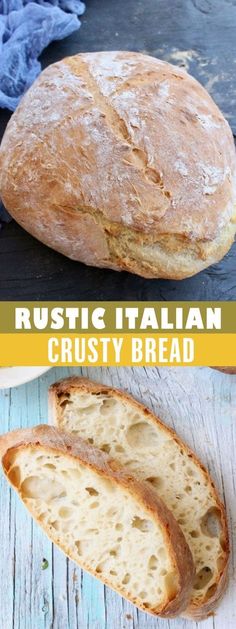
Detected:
left=0, top=51, right=235, bottom=279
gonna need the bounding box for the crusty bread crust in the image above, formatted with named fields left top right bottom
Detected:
left=0, top=424, right=195, bottom=618
left=0, top=51, right=236, bottom=279
left=211, top=367, right=236, bottom=374
left=49, top=376, right=229, bottom=620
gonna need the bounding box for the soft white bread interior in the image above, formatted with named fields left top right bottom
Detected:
left=0, top=425, right=195, bottom=618
left=0, top=51, right=236, bottom=279
left=49, top=377, right=229, bottom=620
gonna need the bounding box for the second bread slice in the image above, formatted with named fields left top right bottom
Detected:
left=49, top=377, right=229, bottom=620
left=0, top=425, right=194, bottom=618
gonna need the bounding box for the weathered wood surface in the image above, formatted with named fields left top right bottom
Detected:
left=0, top=366, right=235, bottom=628
left=1, top=0, right=236, bottom=300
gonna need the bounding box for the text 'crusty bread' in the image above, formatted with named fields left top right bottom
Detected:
left=0, top=51, right=236, bottom=279
left=49, top=376, right=229, bottom=620
left=0, top=425, right=195, bottom=618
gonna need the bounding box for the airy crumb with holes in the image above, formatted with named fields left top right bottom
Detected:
left=0, top=424, right=194, bottom=618
left=49, top=376, right=229, bottom=620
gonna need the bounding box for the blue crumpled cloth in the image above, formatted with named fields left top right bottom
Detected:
left=0, top=0, right=85, bottom=111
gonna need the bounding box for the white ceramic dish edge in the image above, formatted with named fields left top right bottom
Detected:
left=0, top=367, right=51, bottom=389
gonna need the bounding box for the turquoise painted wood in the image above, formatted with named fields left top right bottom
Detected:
left=0, top=366, right=235, bottom=629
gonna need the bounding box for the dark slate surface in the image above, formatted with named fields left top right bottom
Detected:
left=0, top=0, right=236, bottom=300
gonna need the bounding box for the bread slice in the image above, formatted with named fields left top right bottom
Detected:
left=0, top=425, right=195, bottom=618
left=49, top=377, right=229, bottom=620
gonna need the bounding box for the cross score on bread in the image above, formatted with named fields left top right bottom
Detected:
left=48, top=377, right=229, bottom=620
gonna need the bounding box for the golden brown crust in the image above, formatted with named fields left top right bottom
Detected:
left=49, top=376, right=229, bottom=620
left=211, top=367, right=236, bottom=374
left=0, top=424, right=194, bottom=618
left=0, top=51, right=236, bottom=279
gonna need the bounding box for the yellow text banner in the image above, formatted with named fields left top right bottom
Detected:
left=0, top=333, right=235, bottom=367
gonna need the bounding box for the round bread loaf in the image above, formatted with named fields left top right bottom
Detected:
left=0, top=51, right=236, bottom=279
